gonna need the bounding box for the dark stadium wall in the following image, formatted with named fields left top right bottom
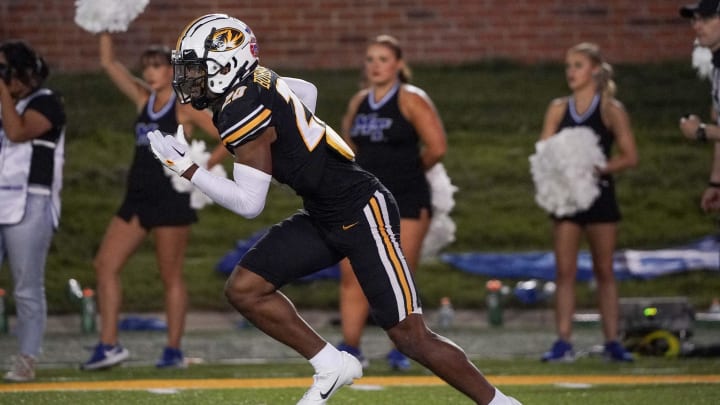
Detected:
left=0, top=0, right=694, bottom=73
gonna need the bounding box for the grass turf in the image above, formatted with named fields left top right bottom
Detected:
left=1, top=60, right=720, bottom=314
left=2, top=358, right=720, bottom=404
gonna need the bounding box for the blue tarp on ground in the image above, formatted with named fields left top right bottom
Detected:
left=217, top=231, right=719, bottom=282
left=440, top=236, right=720, bottom=281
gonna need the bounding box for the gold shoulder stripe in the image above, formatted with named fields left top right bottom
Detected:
left=223, top=108, right=272, bottom=145
left=324, top=126, right=355, bottom=160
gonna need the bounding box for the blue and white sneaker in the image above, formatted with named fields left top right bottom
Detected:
left=336, top=343, right=369, bottom=369
left=386, top=348, right=411, bottom=371
left=81, top=343, right=129, bottom=370
left=541, top=339, right=575, bottom=362
left=603, top=340, right=634, bottom=362
left=156, top=346, right=186, bottom=368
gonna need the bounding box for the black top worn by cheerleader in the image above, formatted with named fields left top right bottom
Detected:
left=117, top=92, right=196, bottom=228
left=348, top=83, right=431, bottom=218
left=554, top=94, right=621, bottom=224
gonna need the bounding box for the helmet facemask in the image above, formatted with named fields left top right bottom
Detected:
left=172, top=49, right=219, bottom=110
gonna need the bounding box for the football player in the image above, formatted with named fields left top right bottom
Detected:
left=148, top=13, right=520, bottom=405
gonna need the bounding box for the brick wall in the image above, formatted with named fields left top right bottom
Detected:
left=0, top=0, right=695, bottom=73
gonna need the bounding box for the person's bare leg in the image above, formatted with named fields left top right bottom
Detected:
left=586, top=223, right=619, bottom=341
left=225, top=266, right=327, bottom=358
left=398, top=210, right=431, bottom=273
left=339, top=258, right=369, bottom=348
left=386, top=313, right=495, bottom=404
left=93, top=216, right=147, bottom=344
left=552, top=221, right=582, bottom=341
left=153, top=225, right=191, bottom=348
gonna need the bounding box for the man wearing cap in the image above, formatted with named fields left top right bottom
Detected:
left=679, top=0, right=720, bottom=211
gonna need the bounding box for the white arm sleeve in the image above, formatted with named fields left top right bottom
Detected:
left=190, top=163, right=272, bottom=219
left=282, top=77, right=318, bottom=113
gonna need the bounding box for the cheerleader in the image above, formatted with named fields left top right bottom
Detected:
left=81, top=32, right=225, bottom=371
left=538, top=42, right=637, bottom=362
left=337, top=34, right=447, bottom=370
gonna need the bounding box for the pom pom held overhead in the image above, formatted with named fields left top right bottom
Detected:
left=74, top=0, right=149, bottom=34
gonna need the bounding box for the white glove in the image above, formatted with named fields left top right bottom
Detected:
left=147, top=125, right=195, bottom=176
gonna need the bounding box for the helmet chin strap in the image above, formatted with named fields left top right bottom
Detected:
left=191, top=96, right=210, bottom=110
left=220, top=62, right=246, bottom=92
left=212, top=59, right=256, bottom=101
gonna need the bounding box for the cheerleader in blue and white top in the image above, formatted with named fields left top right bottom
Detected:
left=338, top=35, right=447, bottom=370
left=539, top=42, right=638, bottom=363
left=81, top=32, right=225, bottom=371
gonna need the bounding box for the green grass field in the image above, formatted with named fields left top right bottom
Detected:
left=4, top=384, right=720, bottom=405
left=1, top=60, right=720, bottom=315
left=2, top=59, right=720, bottom=405
left=2, top=359, right=719, bottom=404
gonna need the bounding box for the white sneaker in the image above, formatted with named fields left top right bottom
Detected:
left=4, top=354, right=36, bottom=382
left=297, top=351, right=363, bottom=404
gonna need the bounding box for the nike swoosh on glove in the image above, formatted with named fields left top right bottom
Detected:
left=147, top=125, right=195, bottom=176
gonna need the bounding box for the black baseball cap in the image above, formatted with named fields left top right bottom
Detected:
left=680, top=0, right=720, bottom=18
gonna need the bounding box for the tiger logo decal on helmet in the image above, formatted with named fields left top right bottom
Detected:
left=172, top=14, right=259, bottom=110
left=209, top=28, right=245, bottom=52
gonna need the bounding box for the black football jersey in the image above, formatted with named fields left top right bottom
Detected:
left=212, top=66, right=380, bottom=222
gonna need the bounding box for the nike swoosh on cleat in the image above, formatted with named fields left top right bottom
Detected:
left=320, top=376, right=340, bottom=399
left=342, top=222, right=359, bottom=231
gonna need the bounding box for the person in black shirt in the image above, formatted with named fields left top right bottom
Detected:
left=679, top=0, right=720, bottom=211
left=148, top=13, right=521, bottom=405
left=338, top=34, right=447, bottom=370
left=0, top=40, right=66, bottom=382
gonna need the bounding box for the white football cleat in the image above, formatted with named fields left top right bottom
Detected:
left=296, top=351, right=363, bottom=404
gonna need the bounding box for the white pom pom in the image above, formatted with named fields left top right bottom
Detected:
left=421, top=163, right=459, bottom=259
left=74, top=0, right=150, bottom=34
left=166, top=167, right=193, bottom=193
left=692, top=39, right=714, bottom=80
left=529, top=126, right=606, bottom=217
